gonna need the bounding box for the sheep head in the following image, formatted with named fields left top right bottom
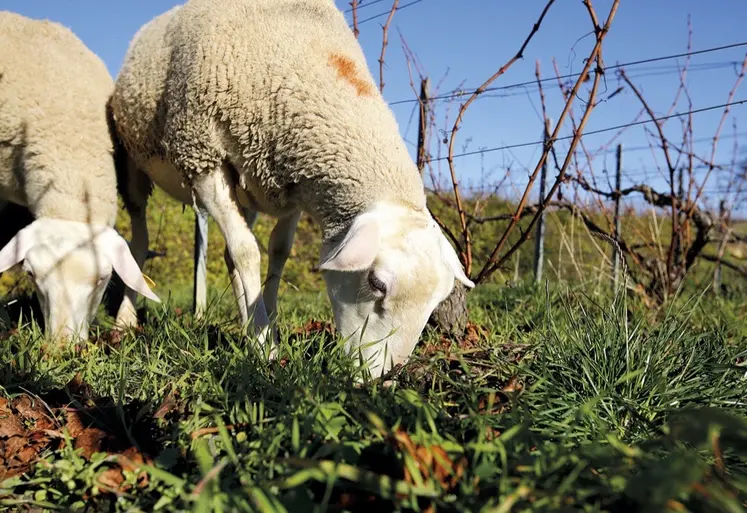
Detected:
left=319, top=202, right=473, bottom=379
left=0, top=217, right=160, bottom=343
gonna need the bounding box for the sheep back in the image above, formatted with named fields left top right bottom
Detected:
left=0, top=11, right=118, bottom=226
left=111, top=0, right=427, bottom=240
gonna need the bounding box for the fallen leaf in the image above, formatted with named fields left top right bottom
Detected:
left=293, top=319, right=335, bottom=336
left=477, top=394, right=508, bottom=416
left=74, top=427, right=107, bottom=459
left=0, top=392, right=159, bottom=488
left=4, top=435, right=29, bottom=461
left=65, top=373, right=95, bottom=399
left=0, top=414, right=25, bottom=439
left=12, top=395, right=54, bottom=431
left=501, top=375, right=523, bottom=393
left=390, top=430, right=466, bottom=494
left=89, top=447, right=151, bottom=495
left=97, top=467, right=125, bottom=491
left=118, top=447, right=151, bottom=488
left=15, top=444, right=39, bottom=466
left=484, top=427, right=500, bottom=441
left=99, top=329, right=124, bottom=347
left=153, top=391, right=179, bottom=420
left=65, top=410, right=86, bottom=438
left=461, top=322, right=488, bottom=350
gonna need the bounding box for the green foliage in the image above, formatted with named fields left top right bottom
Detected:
left=1, top=189, right=743, bottom=304
left=0, top=184, right=744, bottom=511
left=0, top=284, right=743, bottom=512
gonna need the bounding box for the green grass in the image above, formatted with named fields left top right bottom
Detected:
left=0, top=282, right=744, bottom=512
left=2, top=188, right=744, bottom=303
left=0, top=191, right=744, bottom=511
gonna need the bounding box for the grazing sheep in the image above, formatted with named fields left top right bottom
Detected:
left=110, top=0, right=473, bottom=378
left=0, top=11, right=160, bottom=342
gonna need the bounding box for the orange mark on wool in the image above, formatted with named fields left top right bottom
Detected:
left=328, top=53, right=374, bottom=97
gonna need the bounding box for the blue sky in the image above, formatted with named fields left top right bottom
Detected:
left=5, top=1, right=747, bottom=213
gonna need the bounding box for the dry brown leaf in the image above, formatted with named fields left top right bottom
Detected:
left=0, top=414, right=25, bottom=439
left=74, top=427, right=107, bottom=459
left=3, top=435, right=29, bottom=460
left=461, top=322, right=488, bottom=350
left=96, top=467, right=125, bottom=491
left=293, top=319, right=335, bottom=337
left=89, top=447, right=151, bottom=495
left=0, top=397, right=10, bottom=414
left=108, top=447, right=150, bottom=490
left=15, top=444, right=39, bottom=466
left=65, top=410, right=86, bottom=438
left=501, top=375, right=523, bottom=393
left=420, top=336, right=454, bottom=359
left=153, top=392, right=179, bottom=420
left=484, top=426, right=501, bottom=441
left=391, top=430, right=466, bottom=494
left=477, top=394, right=508, bottom=416
left=12, top=395, right=55, bottom=431
left=66, top=373, right=95, bottom=399
left=0, top=392, right=157, bottom=493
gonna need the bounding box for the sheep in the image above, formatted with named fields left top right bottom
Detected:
left=109, top=0, right=474, bottom=378
left=0, top=10, right=160, bottom=342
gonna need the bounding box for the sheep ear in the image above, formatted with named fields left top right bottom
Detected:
left=319, top=212, right=380, bottom=272
left=0, top=224, right=38, bottom=273
left=102, top=229, right=161, bottom=303
left=437, top=231, right=475, bottom=288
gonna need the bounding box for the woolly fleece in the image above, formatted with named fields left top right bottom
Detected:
left=0, top=11, right=118, bottom=226
left=110, top=0, right=428, bottom=245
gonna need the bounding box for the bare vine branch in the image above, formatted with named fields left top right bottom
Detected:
left=476, top=0, right=620, bottom=283
left=445, top=0, right=557, bottom=276
left=350, top=0, right=360, bottom=38
left=378, top=0, right=399, bottom=93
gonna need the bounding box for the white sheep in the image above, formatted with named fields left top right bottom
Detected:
left=110, top=0, right=473, bottom=378
left=0, top=11, right=160, bottom=342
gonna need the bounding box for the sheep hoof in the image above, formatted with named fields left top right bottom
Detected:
left=255, top=324, right=280, bottom=361
left=114, top=308, right=139, bottom=330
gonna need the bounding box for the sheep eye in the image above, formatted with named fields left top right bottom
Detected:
left=25, top=269, right=34, bottom=279
left=367, top=271, right=387, bottom=295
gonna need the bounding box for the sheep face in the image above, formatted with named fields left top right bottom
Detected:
left=0, top=218, right=160, bottom=343
left=319, top=203, right=474, bottom=379
left=22, top=241, right=111, bottom=341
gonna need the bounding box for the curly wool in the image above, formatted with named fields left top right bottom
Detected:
left=0, top=11, right=118, bottom=226
left=110, top=0, right=428, bottom=243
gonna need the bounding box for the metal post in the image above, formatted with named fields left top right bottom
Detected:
left=612, top=143, right=623, bottom=288
left=416, top=77, right=430, bottom=175
left=533, top=118, right=551, bottom=284
left=713, top=199, right=727, bottom=296
left=672, top=167, right=685, bottom=267
left=193, top=209, right=209, bottom=318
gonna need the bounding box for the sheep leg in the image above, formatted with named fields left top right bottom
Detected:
left=264, top=210, right=301, bottom=321
left=191, top=166, right=272, bottom=351
left=223, top=208, right=259, bottom=324
left=114, top=209, right=149, bottom=328
left=114, top=165, right=151, bottom=329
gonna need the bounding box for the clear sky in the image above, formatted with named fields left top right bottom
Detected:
left=5, top=1, right=747, bottom=213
